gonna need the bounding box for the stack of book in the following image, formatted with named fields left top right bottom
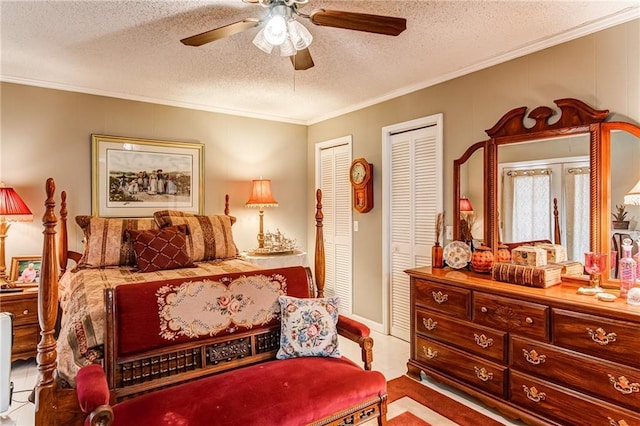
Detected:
left=491, top=262, right=563, bottom=288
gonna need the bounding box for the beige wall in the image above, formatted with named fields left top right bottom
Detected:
left=0, top=83, right=308, bottom=267
left=307, top=19, right=639, bottom=325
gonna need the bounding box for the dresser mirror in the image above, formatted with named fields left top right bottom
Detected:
left=496, top=134, right=590, bottom=263
left=452, top=98, right=637, bottom=279
left=453, top=141, right=485, bottom=243
left=600, top=122, right=640, bottom=283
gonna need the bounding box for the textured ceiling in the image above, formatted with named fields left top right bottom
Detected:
left=1, top=1, right=639, bottom=124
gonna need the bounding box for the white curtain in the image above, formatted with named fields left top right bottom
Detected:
left=503, top=169, right=551, bottom=243
left=565, top=167, right=590, bottom=261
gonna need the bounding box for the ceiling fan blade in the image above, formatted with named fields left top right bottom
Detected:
left=309, top=9, right=406, bottom=36
left=290, top=48, right=314, bottom=70
left=181, top=18, right=259, bottom=46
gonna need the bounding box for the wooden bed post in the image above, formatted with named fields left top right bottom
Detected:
left=58, top=190, right=69, bottom=274
left=35, top=178, right=59, bottom=425
left=315, top=189, right=325, bottom=298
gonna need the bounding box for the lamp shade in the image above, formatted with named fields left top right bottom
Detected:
left=246, top=179, right=278, bottom=208
left=459, top=196, right=474, bottom=213
left=0, top=186, right=33, bottom=221
left=624, top=179, right=640, bottom=206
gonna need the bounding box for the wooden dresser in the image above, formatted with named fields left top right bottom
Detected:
left=406, top=267, right=640, bottom=426
left=0, top=287, right=39, bottom=361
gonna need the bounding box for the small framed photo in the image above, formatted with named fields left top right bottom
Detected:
left=10, top=256, right=42, bottom=286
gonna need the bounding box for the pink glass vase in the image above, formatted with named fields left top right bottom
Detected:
left=584, top=252, right=607, bottom=289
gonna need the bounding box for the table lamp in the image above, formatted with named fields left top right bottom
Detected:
left=246, top=179, right=278, bottom=249
left=459, top=196, right=474, bottom=244
left=624, top=178, right=640, bottom=205
left=0, top=185, right=33, bottom=288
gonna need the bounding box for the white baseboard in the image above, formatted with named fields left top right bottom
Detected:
left=344, top=313, right=385, bottom=335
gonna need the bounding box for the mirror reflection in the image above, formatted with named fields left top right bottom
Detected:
left=497, top=135, right=590, bottom=262
left=459, top=147, right=484, bottom=244
left=609, top=129, right=640, bottom=280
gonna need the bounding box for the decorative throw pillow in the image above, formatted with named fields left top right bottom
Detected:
left=127, top=225, right=195, bottom=273
left=276, top=295, right=341, bottom=359
left=153, top=210, right=238, bottom=261
left=75, top=216, right=159, bottom=268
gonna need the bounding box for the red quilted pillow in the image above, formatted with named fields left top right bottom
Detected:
left=127, top=225, right=195, bottom=273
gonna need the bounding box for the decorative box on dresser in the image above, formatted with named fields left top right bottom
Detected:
left=0, top=286, right=39, bottom=361
left=406, top=267, right=640, bottom=426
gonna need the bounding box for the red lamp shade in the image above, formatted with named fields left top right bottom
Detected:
left=459, top=196, right=474, bottom=213
left=0, top=186, right=33, bottom=221
left=246, top=180, right=278, bottom=208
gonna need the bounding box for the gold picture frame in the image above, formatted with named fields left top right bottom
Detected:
left=9, top=256, right=42, bottom=286
left=91, top=134, right=204, bottom=217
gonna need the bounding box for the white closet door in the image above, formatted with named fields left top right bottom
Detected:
left=320, top=143, right=353, bottom=315
left=389, top=124, right=442, bottom=341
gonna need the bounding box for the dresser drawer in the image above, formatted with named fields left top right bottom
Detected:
left=553, top=309, right=640, bottom=369
left=1, top=294, right=38, bottom=326
left=473, top=293, right=549, bottom=341
left=415, top=336, right=506, bottom=397
left=510, top=370, right=640, bottom=426
left=416, top=308, right=506, bottom=363
left=511, top=336, right=640, bottom=412
left=413, top=279, right=470, bottom=320
left=12, top=325, right=39, bottom=360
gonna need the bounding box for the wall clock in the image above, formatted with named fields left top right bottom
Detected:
left=349, top=158, right=374, bottom=213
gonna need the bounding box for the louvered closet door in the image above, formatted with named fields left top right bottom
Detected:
left=389, top=125, right=442, bottom=341
left=320, top=144, right=353, bottom=315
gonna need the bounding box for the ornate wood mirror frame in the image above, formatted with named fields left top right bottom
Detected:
left=452, top=98, right=640, bottom=283
left=598, top=121, right=640, bottom=285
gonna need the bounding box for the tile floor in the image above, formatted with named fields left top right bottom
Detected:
left=1, top=331, right=524, bottom=425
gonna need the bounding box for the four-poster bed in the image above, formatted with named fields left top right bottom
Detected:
left=33, top=178, right=343, bottom=425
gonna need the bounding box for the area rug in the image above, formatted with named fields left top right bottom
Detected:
left=386, top=375, right=504, bottom=425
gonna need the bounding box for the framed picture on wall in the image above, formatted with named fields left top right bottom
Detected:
left=91, top=134, right=204, bottom=217
left=10, top=256, right=42, bottom=286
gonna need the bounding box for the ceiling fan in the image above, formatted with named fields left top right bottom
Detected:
left=180, top=0, right=407, bottom=71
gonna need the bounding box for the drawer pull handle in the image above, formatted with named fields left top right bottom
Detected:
left=422, top=346, right=438, bottom=360
left=480, top=306, right=488, bottom=313
left=587, top=327, right=617, bottom=345
left=608, top=374, right=640, bottom=395
left=522, top=349, right=546, bottom=365
left=473, top=333, right=493, bottom=349
left=608, top=417, right=630, bottom=426
left=422, top=318, right=437, bottom=331
left=432, top=291, right=448, bottom=304
left=522, top=385, right=546, bottom=403
left=23, top=309, right=29, bottom=315
left=525, top=317, right=533, bottom=324
left=474, top=366, right=493, bottom=382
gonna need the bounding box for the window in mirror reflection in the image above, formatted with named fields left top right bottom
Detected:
left=499, top=156, right=589, bottom=262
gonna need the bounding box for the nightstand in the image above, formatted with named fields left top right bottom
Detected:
left=0, top=286, right=39, bottom=361
left=241, top=251, right=309, bottom=269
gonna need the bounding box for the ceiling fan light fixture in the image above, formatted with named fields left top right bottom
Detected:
left=252, top=28, right=274, bottom=53
left=288, top=19, right=312, bottom=50
left=263, top=14, right=288, bottom=45
left=279, top=38, right=296, bottom=56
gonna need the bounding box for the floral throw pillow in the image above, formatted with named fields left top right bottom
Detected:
left=276, top=295, right=340, bottom=359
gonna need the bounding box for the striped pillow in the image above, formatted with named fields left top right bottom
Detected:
left=75, top=216, right=159, bottom=268
left=153, top=210, right=238, bottom=261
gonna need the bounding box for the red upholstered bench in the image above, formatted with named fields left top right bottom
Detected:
left=75, top=267, right=388, bottom=426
